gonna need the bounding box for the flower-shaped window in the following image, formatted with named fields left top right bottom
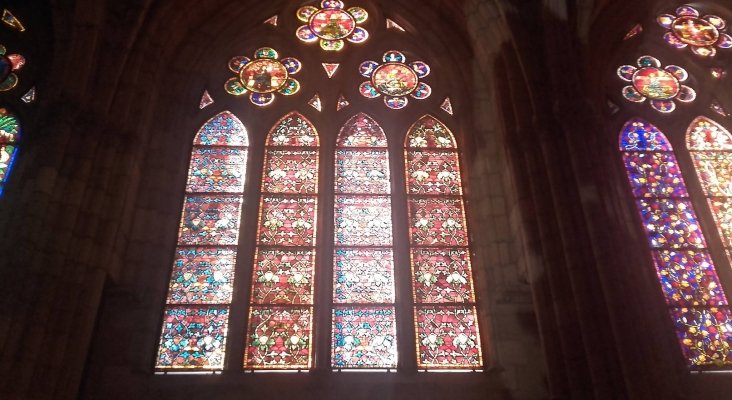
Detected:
left=658, top=5, right=732, bottom=57
left=617, top=55, right=696, bottom=113
left=358, top=51, right=431, bottom=110
left=225, top=47, right=301, bottom=107
left=0, top=45, right=24, bottom=92
left=296, top=1, right=368, bottom=51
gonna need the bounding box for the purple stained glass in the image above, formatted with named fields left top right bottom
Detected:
left=415, top=306, right=482, bottom=369
left=412, top=248, right=475, bottom=303
left=251, top=249, right=315, bottom=304
left=186, top=147, right=248, bottom=193
left=652, top=250, right=727, bottom=306
left=262, top=149, right=318, bottom=194
left=334, top=195, right=393, bottom=246
left=622, top=152, right=688, bottom=197
left=337, top=113, right=387, bottom=147
left=167, top=247, right=236, bottom=304
left=671, top=307, right=732, bottom=367
left=619, top=119, right=673, bottom=151
left=267, top=112, right=319, bottom=147
left=245, top=306, right=313, bottom=369
left=193, top=112, right=248, bottom=146
left=156, top=306, right=229, bottom=369
left=178, top=195, right=243, bottom=245
left=407, top=116, right=456, bottom=148
left=257, top=196, right=317, bottom=246
left=635, top=198, right=706, bottom=249
left=333, top=248, right=395, bottom=303
left=408, top=197, right=468, bottom=246
left=332, top=307, right=398, bottom=368
left=335, top=149, right=390, bottom=194
left=407, top=150, right=463, bottom=195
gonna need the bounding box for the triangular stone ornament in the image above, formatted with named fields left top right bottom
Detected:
left=308, top=94, right=322, bottom=112
left=1, top=9, right=25, bottom=32
left=322, top=63, right=340, bottom=78
left=607, top=99, right=620, bottom=115
left=386, top=18, right=405, bottom=32
left=336, top=95, right=350, bottom=111
left=440, top=97, right=453, bottom=115
left=264, top=15, right=278, bottom=26
left=711, top=100, right=729, bottom=117
left=21, top=87, right=35, bottom=103
left=199, top=90, right=214, bottom=109
left=623, top=24, right=642, bottom=40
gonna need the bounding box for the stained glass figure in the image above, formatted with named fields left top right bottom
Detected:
left=264, top=15, right=278, bottom=26
left=308, top=94, right=322, bottom=111
left=1, top=10, right=24, bottom=32
left=405, top=115, right=483, bottom=369
left=0, top=45, right=24, bottom=92
left=624, top=24, right=643, bottom=40
left=440, top=97, right=453, bottom=115
left=322, top=63, right=340, bottom=78
left=336, top=94, right=349, bottom=111
left=20, top=87, right=35, bottom=104
left=225, top=48, right=301, bottom=106
left=246, top=112, right=319, bottom=369
left=386, top=18, right=405, bottom=32
left=619, top=118, right=731, bottom=368
left=617, top=56, right=695, bottom=113
left=0, top=108, right=20, bottom=194
left=658, top=6, right=732, bottom=57
left=332, top=113, right=397, bottom=368
left=296, top=1, right=369, bottom=51
left=359, top=51, right=431, bottom=109
left=199, top=90, right=214, bottom=109
left=156, top=112, right=249, bottom=370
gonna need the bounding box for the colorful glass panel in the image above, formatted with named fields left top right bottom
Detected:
left=186, top=147, right=248, bottom=193
left=244, top=307, right=313, bottom=369
left=334, top=248, right=395, bottom=303
left=157, top=112, right=248, bottom=370
left=407, top=150, right=463, bottom=195
left=408, top=198, right=468, bottom=246
left=415, top=306, right=482, bottom=369
left=708, top=199, right=732, bottom=247
left=335, top=149, right=390, bottom=194
left=336, top=113, right=387, bottom=147
left=407, top=116, right=456, bottom=148
left=620, top=118, right=731, bottom=368
left=262, top=149, right=318, bottom=194
left=257, top=196, right=317, bottom=246
left=156, top=307, right=229, bottom=369
left=412, top=248, right=475, bottom=303
left=252, top=249, right=315, bottom=304
left=267, top=113, right=320, bottom=147
left=335, top=195, right=393, bottom=246
left=0, top=108, right=19, bottom=192
left=167, top=248, right=236, bottom=304
left=332, top=307, right=398, bottom=368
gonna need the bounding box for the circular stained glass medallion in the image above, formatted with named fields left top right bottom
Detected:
left=632, top=67, right=680, bottom=100
left=239, top=59, right=288, bottom=93
left=371, top=63, right=418, bottom=97
left=672, top=16, right=719, bottom=46
left=309, top=9, right=356, bottom=40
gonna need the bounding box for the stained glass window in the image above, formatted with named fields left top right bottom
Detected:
left=619, top=118, right=732, bottom=367
left=405, top=115, right=483, bottom=369
left=0, top=108, right=20, bottom=194
left=244, top=112, right=320, bottom=369
left=332, top=113, right=398, bottom=368
left=156, top=111, right=249, bottom=370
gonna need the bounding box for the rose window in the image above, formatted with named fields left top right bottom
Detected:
left=358, top=50, right=431, bottom=110
left=296, top=1, right=368, bottom=51
left=225, top=47, right=301, bottom=107
left=617, top=55, right=696, bottom=113
left=658, top=5, right=732, bottom=57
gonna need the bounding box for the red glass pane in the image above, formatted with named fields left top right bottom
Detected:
left=251, top=249, right=315, bottom=304
left=178, top=195, right=243, bottom=245
left=412, top=248, right=475, bottom=303
left=331, top=307, right=397, bottom=368
left=335, top=149, right=390, bottom=194
left=156, top=306, right=229, bottom=369
left=186, top=147, right=248, bottom=193
left=262, top=149, right=318, bottom=194
left=408, top=197, right=468, bottom=246
left=406, top=150, right=462, bottom=195
left=167, top=247, right=236, bottom=304
left=244, top=306, right=313, bottom=369
left=415, top=306, right=482, bottom=369
left=336, top=113, right=387, bottom=147
left=652, top=250, right=727, bottom=306
left=334, top=195, right=392, bottom=246
left=333, top=248, right=395, bottom=303
left=257, top=196, right=317, bottom=246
